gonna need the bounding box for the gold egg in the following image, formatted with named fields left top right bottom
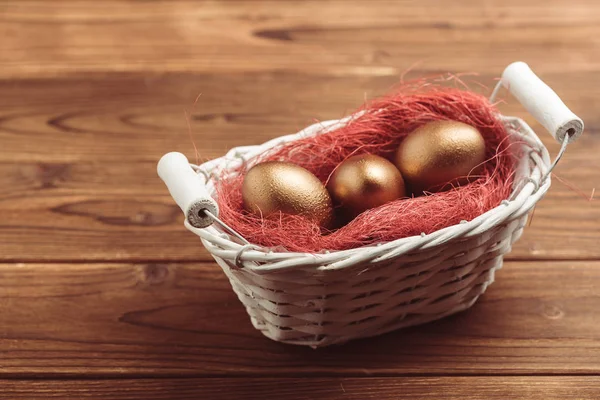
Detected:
left=242, top=161, right=333, bottom=227
left=395, top=120, right=486, bottom=193
left=327, top=154, right=406, bottom=220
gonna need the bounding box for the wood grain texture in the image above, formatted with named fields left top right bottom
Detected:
left=3, top=377, right=600, bottom=399
left=2, top=66, right=598, bottom=164
left=1, top=0, right=600, bottom=78
left=1, top=261, right=599, bottom=376
left=2, top=0, right=600, bottom=395
left=0, top=72, right=597, bottom=262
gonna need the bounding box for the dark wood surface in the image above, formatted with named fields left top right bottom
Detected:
left=4, top=377, right=600, bottom=400
left=1, top=1, right=599, bottom=398
left=1, top=260, right=600, bottom=376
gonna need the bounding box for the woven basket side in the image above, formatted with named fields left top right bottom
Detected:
left=213, top=214, right=526, bottom=346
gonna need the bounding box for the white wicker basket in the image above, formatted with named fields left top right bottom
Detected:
left=158, top=62, right=583, bottom=347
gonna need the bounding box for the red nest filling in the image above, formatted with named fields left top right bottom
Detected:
left=216, top=85, right=516, bottom=253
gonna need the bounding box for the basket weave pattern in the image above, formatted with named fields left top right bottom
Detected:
left=188, top=115, right=550, bottom=347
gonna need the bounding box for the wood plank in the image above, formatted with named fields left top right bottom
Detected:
left=1, top=0, right=600, bottom=78
left=1, top=72, right=598, bottom=261
left=3, top=377, right=600, bottom=399
left=2, top=71, right=598, bottom=164
left=0, top=72, right=381, bottom=164
left=0, top=158, right=596, bottom=262
left=1, top=261, right=600, bottom=376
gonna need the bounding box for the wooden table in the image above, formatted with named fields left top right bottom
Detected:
left=1, top=1, right=599, bottom=398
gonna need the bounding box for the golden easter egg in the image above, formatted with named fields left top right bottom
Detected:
left=242, top=161, right=333, bottom=227
left=395, top=120, right=486, bottom=193
left=327, top=154, right=406, bottom=220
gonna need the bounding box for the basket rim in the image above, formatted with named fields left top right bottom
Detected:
left=187, top=114, right=551, bottom=272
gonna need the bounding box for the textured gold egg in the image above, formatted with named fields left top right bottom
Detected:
left=327, top=154, right=406, bottom=219
left=242, top=161, right=333, bottom=227
left=395, top=121, right=486, bottom=193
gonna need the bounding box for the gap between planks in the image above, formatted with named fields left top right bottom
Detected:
left=1, top=257, right=599, bottom=264
left=2, top=372, right=600, bottom=381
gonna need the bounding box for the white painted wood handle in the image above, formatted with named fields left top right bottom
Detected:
left=501, top=61, right=583, bottom=143
left=157, top=152, right=219, bottom=228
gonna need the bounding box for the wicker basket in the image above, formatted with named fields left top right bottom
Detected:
left=158, top=62, right=583, bottom=347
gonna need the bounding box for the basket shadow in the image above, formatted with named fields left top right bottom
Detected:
left=273, top=302, right=498, bottom=373
left=127, top=263, right=512, bottom=374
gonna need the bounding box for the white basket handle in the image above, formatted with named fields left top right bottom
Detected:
left=496, top=61, right=584, bottom=144
left=157, top=152, right=219, bottom=228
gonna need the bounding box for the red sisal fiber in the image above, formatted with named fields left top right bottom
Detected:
left=215, top=83, right=516, bottom=253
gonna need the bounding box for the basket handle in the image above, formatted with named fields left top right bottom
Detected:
left=157, top=152, right=219, bottom=228
left=497, top=61, right=584, bottom=144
